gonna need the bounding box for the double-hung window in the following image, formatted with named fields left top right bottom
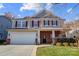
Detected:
left=44, top=20, right=49, bottom=27
left=34, top=21, right=38, bottom=28
left=56, top=20, right=58, bottom=26
left=15, top=20, right=28, bottom=28
left=22, top=21, right=28, bottom=28
left=31, top=20, right=39, bottom=28
left=52, top=20, right=58, bottom=26
left=15, top=20, right=21, bottom=28
left=32, top=20, right=34, bottom=27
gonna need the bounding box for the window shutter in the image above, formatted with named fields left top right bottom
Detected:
left=56, top=20, right=58, bottom=25
left=52, top=20, right=53, bottom=25
left=26, top=21, right=27, bottom=27
left=32, top=21, right=34, bottom=27
left=15, top=21, right=17, bottom=27
left=48, top=20, right=49, bottom=25
left=44, top=20, right=45, bottom=25
left=38, top=21, right=39, bottom=27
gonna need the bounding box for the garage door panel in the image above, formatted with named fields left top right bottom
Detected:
left=9, top=32, right=36, bottom=45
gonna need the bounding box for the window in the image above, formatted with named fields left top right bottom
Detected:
left=56, top=20, right=58, bottom=25
left=22, top=21, right=28, bottom=28
left=17, top=21, right=22, bottom=28
left=15, top=20, right=28, bottom=28
left=31, top=20, right=39, bottom=28
left=34, top=21, right=38, bottom=28
left=53, top=21, right=56, bottom=26
left=52, top=20, right=58, bottom=26
left=0, top=33, right=2, bottom=39
left=51, top=20, right=53, bottom=25
left=15, top=20, right=21, bottom=28
left=44, top=20, right=49, bottom=27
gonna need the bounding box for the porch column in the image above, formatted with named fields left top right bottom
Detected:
left=52, top=30, right=55, bottom=38
left=65, top=32, right=68, bottom=37
left=37, top=30, right=40, bottom=44
left=52, top=30, right=55, bottom=44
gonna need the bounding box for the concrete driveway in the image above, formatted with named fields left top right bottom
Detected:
left=0, top=45, right=36, bottom=56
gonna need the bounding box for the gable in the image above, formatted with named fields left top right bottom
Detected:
left=34, top=10, right=59, bottom=18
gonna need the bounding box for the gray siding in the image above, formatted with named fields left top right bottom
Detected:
left=0, top=16, right=12, bottom=40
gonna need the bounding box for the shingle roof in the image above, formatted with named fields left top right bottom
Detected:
left=12, top=10, right=65, bottom=21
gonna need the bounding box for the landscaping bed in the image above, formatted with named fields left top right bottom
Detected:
left=0, top=40, right=6, bottom=45
left=36, top=46, right=79, bottom=56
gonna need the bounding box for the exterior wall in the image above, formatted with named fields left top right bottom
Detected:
left=60, top=19, right=64, bottom=28
left=0, top=16, right=12, bottom=40
left=37, top=30, right=40, bottom=44
left=11, top=17, right=64, bottom=29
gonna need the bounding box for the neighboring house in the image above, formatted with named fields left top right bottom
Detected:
left=63, top=19, right=79, bottom=37
left=8, top=10, right=66, bottom=45
left=0, top=15, right=12, bottom=40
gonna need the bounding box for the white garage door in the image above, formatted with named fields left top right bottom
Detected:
left=9, top=32, right=37, bottom=45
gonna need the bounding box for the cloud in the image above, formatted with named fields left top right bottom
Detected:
left=46, top=3, right=53, bottom=10
left=20, top=3, right=54, bottom=12
left=67, top=8, right=73, bottom=13
left=17, top=15, right=21, bottom=17
left=0, top=4, right=4, bottom=9
left=74, top=16, right=79, bottom=20
left=20, top=3, right=41, bottom=12
left=20, top=3, right=54, bottom=13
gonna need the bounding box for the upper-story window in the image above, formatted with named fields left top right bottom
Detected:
left=22, top=21, right=28, bottom=28
left=56, top=20, right=58, bottom=25
left=15, top=20, right=21, bottom=28
left=15, top=20, right=28, bottom=28
left=52, top=20, right=58, bottom=26
left=32, top=20, right=34, bottom=27
left=34, top=21, right=39, bottom=28
left=44, top=20, right=49, bottom=27
left=31, top=20, right=39, bottom=28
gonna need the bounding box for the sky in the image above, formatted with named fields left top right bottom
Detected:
left=0, top=3, right=79, bottom=22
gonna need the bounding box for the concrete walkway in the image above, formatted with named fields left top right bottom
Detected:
left=0, top=45, right=51, bottom=56
left=0, top=45, right=35, bottom=56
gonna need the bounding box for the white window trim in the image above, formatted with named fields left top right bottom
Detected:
left=52, top=20, right=58, bottom=26
left=33, top=20, right=38, bottom=28
left=44, top=20, right=49, bottom=27
left=16, top=20, right=22, bottom=28
left=21, top=20, right=28, bottom=28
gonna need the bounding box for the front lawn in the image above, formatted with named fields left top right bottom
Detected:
left=36, top=46, right=79, bottom=56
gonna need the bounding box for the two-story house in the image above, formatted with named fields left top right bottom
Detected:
left=7, top=10, right=65, bottom=45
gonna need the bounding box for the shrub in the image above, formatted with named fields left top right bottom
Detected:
left=0, top=40, right=6, bottom=44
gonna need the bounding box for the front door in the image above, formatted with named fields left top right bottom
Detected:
left=40, top=31, right=52, bottom=44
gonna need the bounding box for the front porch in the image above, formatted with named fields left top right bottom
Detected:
left=37, top=28, right=70, bottom=44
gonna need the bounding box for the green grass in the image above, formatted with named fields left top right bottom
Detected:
left=36, top=46, right=79, bottom=56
